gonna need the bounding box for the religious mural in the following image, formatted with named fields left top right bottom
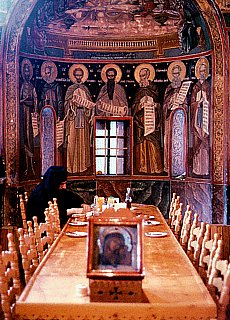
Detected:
left=17, top=0, right=213, bottom=181
left=132, top=64, right=163, bottom=175
left=191, top=57, right=211, bottom=177
left=19, top=59, right=39, bottom=177
left=19, top=56, right=212, bottom=180
left=20, top=0, right=210, bottom=58
left=64, top=64, right=93, bottom=174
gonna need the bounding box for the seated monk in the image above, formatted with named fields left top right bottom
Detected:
left=26, top=166, right=84, bottom=228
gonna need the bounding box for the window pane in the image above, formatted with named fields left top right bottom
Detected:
left=117, top=122, right=124, bottom=136
left=117, top=158, right=124, bottom=174
left=117, top=149, right=124, bottom=156
left=110, top=138, right=117, bottom=148
left=96, top=138, right=105, bottom=155
left=96, top=138, right=106, bottom=149
left=110, top=148, right=116, bottom=156
left=96, top=148, right=105, bottom=156
left=109, top=138, right=116, bottom=156
left=96, top=157, right=106, bottom=174
left=96, top=121, right=107, bottom=136
left=117, top=138, right=124, bottom=151
left=109, top=157, right=117, bottom=174
left=110, top=121, right=117, bottom=136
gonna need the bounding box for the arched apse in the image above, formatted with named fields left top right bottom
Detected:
left=1, top=0, right=227, bottom=186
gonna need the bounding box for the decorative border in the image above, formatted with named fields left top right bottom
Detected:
left=3, top=0, right=38, bottom=185
left=197, top=0, right=227, bottom=183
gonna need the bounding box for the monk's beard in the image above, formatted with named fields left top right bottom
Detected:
left=107, top=79, right=115, bottom=100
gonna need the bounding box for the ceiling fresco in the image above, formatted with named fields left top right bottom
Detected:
left=37, top=0, right=183, bottom=36
left=20, top=0, right=211, bottom=57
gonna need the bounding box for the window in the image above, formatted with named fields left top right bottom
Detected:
left=95, top=117, right=132, bottom=175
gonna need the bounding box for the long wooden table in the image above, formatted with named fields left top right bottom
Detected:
left=15, top=205, right=217, bottom=320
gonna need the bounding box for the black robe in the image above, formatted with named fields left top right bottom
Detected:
left=26, top=166, right=84, bottom=228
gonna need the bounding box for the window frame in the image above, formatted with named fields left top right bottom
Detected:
left=94, top=116, right=133, bottom=177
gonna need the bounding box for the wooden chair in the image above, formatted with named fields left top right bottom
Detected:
left=212, top=259, right=228, bottom=294
left=207, top=240, right=229, bottom=320
left=218, top=262, right=230, bottom=320
left=168, top=192, right=177, bottom=226
left=19, top=194, right=28, bottom=235
left=53, top=198, right=61, bottom=233
left=191, top=221, right=206, bottom=270
left=169, top=195, right=183, bottom=240
left=199, top=232, right=220, bottom=284
left=179, top=205, right=192, bottom=251
left=208, top=239, right=224, bottom=289
left=24, top=191, right=28, bottom=203
left=48, top=200, right=61, bottom=238
left=187, top=213, right=199, bottom=257
left=210, top=224, right=230, bottom=262
left=0, top=233, right=22, bottom=320
left=172, top=202, right=183, bottom=240
left=169, top=195, right=180, bottom=229
left=18, top=222, right=39, bottom=284
left=33, top=214, right=53, bottom=264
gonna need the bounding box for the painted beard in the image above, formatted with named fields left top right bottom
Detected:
left=171, top=78, right=181, bottom=89
left=200, top=74, right=206, bottom=82
left=107, top=79, right=115, bottom=100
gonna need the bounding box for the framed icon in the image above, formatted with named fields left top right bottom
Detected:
left=87, top=214, right=144, bottom=279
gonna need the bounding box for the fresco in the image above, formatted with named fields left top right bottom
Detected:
left=20, top=0, right=210, bottom=57
left=16, top=0, right=213, bottom=181
left=131, top=180, right=170, bottom=217
left=19, top=59, right=38, bottom=176
left=171, top=180, right=212, bottom=223
left=18, top=56, right=212, bottom=181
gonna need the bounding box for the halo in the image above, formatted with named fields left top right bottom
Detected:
left=21, top=58, right=33, bottom=81
left=41, top=61, right=58, bottom=83
left=68, top=64, right=89, bottom=83
left=167, top=61, right=186, bottom=82
left=134, top=63, right=155, bottom=83
left=195, top=57, right=209, bottom=80
left=101, top=64, right=122, bottom=83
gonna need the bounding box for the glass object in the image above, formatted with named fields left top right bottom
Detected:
left=87, top=216, right=144, bottom=278
left=125, top=187, right=132, bottom=209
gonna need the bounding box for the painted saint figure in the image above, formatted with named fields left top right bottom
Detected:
left=64, top=64, right=93, bottom=174
left=163, top=61, right=188, bottom=173
left=132, top=64, right=163, bottom=174
left=191, top=57, right=211, bottom=176
left=20, top=59, right=38, bottom=176
left=40, top=61, right=64, bottom=120
left=178, top=8, right=200, bottom=54
left=96, top=64, right=128, bottom=116
left=100, top=233, right=132, bottom=267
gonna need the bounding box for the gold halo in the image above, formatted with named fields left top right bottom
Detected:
left=101, top=64, right=122, bottom=83
left=68, top=64, right=89, bottom=83
left=167, top=61, right=186, bottom=82
left=134, top=63, right=155, bottom=83
left=21, top=58, right=33, bottom=81
left=195, top=57, right=209, bottom=80
left=41, top=61, right=58, bottom=83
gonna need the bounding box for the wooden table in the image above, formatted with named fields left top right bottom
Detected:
left=15, top=205, right=217, bottom=320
